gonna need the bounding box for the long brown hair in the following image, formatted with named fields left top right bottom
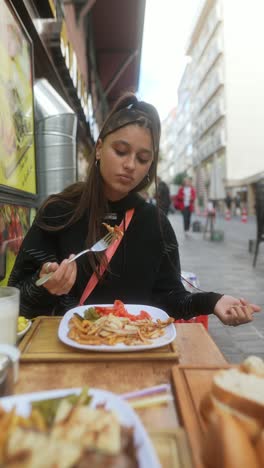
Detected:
left=36, top=92, right=161, bottom=275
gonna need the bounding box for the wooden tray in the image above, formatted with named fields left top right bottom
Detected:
left=171, top=365, right=230, bottom=468
left=150, top=428, right=193, bottom=468
left=19, top=316, right=180, bottom=362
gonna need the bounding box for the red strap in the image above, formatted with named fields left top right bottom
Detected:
left=79, top=208, right=134, bottom=305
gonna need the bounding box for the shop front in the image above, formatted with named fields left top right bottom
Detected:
left=0, top=0, right=88, bottom=284
left=0, top=0, right=146, bottom=284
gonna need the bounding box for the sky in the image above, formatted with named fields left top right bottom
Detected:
left=138, top=0, right=201, bottom=121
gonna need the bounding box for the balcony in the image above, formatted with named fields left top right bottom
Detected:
left=196, top=38, right=223, bottom=89
left=195, top=99, right=225, bottom=140
left=192, top=2, right=222, bottom=64
left=198, top=69, right=224, bottom=112
left=213, top=129, right=226, bottom=150
left=196, top=128, right=226, bottom=162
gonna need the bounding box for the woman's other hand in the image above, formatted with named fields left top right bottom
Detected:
left=39, top=255, right=77, bottom=295
left=213, top=295, right=261, bottom=326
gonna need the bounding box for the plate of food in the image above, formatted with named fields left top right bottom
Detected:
left=58, top=300, right=176, bottom=352
left=17, top=316, right=32, bottom=340
left=0, top=387, right=160, bottom=468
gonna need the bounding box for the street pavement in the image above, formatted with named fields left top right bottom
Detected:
left=168, top=211, right=264, bottom=363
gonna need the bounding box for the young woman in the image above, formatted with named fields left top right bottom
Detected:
left=8, top=93, right=260, bottom=325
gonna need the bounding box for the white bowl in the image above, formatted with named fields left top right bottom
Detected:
left=17, top=320, right=32, bottom=340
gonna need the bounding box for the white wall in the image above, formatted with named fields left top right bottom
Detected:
left=223, top=0, right=264, bottom=181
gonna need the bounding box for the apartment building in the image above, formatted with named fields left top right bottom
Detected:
left=159, top=108, right=177, bottom=183
left=160, top=65, right=193, bottom=185
left=173, top=0, right=264, bottom=212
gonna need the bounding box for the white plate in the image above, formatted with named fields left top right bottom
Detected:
left=17, top=320, right=32, bottom=340
left=0, top=387, right=160, bottom=468
left=58, top=304, right=176, bottom=352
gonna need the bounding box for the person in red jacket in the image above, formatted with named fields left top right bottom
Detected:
left=174, top=177, right=196, bottom=236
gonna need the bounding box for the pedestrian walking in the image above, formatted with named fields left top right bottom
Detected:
left=225, top=192, right=233, bottom=211
left=8, top=92, right=261, bottom=328
left=156, top=177, right=171, bottom=215
left=174, top=177, right=196, bottom=236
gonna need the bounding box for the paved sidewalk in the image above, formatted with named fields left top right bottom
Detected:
left=168, top=212, right=264, bottom=363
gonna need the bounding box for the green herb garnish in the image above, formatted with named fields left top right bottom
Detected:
left=84, top=307, right=100, bottom=321
left=31, top=387, right=91, bottom=427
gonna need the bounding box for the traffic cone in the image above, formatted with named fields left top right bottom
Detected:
left=241, top=207, right=248, bottom=223
left=225, top=209, right=231, bottom=221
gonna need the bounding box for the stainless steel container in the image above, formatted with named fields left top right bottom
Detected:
left=34, top=79, right=78, bottom=203
left=0, top=353, right=14, bottom=396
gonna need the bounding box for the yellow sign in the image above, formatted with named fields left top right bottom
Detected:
left=0, top=1, right=36, bottom=194
left=48, top=0, right=56, bottom=17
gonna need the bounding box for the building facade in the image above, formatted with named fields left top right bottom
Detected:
left=169, top=0, right=264, bottom=212
left=160, top=65, right=193, bottom=190
left=159, top=107, right=177, bottom=183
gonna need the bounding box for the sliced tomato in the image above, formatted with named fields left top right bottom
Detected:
left=139, top=310, right=151, bottom=320
left=94, top=300, right=151, bottom=321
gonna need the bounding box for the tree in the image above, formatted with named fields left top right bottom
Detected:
left=173, top=171, right=187, bottom=186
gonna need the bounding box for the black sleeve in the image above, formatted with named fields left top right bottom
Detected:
left=152, top=214, right=222, bottom=319
left=7, top=203, right=65, bottom=319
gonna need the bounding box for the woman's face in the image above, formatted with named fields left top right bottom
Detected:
left=96, top=124, right=154, bottom=201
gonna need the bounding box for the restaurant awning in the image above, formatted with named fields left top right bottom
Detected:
left=91, top=0, right=146, bottom=109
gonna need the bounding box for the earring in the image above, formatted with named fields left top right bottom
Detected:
left=95, top=159, right=100, bottom=167
left=146, top=173, right=150, bottom=183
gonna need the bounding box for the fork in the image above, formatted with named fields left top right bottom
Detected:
left=35, top=232, right=114, bottom=287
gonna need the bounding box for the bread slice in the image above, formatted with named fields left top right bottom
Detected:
left=240, top=355, right=264, bottom=377
left=200, top=391, right=262, bottom=440
left=200, top=360, right=264, bottom=466
left=255, top=430, right=264, bottom=467
left=201, top=411, right=260, bottom=468
left=211, top=368, right=264, bottom=423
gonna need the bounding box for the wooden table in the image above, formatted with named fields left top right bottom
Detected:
left=16, top=323, right=226, bottom=429
left=15, top=322, right=227, bottom=467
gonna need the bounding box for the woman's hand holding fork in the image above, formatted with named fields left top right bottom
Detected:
left=39, top=255, right=77, bottom=295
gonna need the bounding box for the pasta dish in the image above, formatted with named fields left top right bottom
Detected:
left=67, top=301, right=174, bottom=346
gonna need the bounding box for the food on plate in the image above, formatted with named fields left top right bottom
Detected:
left=17, top=316, right=29, bottom=333
left=256, top=430, right=264, bottom=467
left=201, top=411, right=260, bottom=468
left=68, top=301, right=174, bottom=346
left=83, top=300, right=152, bottom=322
left=240, top=355, right=264, bottom=377
left=0, top=389, right=138, bottom=468
left=31, top=387, right=91, bottom=427
left=200, top=356, right=264, bottom=468
left=200, top=366, right=264, bottom=436
left=102, top=222, right=123, bottom=239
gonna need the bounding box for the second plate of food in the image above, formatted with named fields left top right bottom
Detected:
left=0, top=387, right=160, bottom=468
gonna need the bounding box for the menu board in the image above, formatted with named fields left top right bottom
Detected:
left=0, top=203, right=36, bottom=285
left=0, top=1, right=37, bottom=195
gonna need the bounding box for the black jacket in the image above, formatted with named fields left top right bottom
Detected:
left=8, top=192, right=222, bottom=319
